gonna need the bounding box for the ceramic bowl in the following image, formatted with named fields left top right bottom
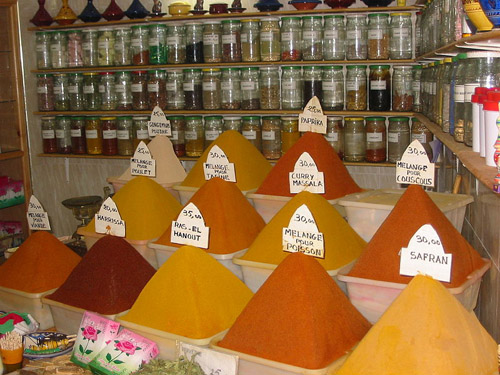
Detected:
left=289, top=0, right=321, bottom=9
left=209, top=3, right=229, bottom=14
left=168, top=3, right=191, bottom=16
left=323, top=0, right=355, bottom=8
left=360, top=0, right=394, bottom=6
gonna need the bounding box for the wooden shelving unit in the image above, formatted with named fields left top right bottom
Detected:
left=35, top=110, right=415, bottom=116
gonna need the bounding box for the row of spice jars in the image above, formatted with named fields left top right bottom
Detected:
left=35, top=14, right=413, bottom=70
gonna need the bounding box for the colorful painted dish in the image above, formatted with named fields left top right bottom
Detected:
left=23, top=331, right=74, bottom=359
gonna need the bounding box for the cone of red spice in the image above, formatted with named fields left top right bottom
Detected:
left=46, top=235, right=156, bottom=315
left=255, top=132, right=362, bottom=199
left=348, top=185, right=486, bottom=288
left=217, top=252, right=371, bottom=369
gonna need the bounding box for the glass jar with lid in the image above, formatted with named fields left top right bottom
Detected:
left=83, top=72, right=101, bottom=110
left=344, top=117, right=365, bottom=162
left=242, top=116, right=262, bottom=151
left=82, top=29, right=98, bottom=67
left=131, top=25, right=150, bottom=65
left=322, top=66, right=344, bottom=111
left=56, top=116, right=72, bottom=154
left=41, top=116, right=57, bottom=154
left=302, top=16, right=323, bottom=61
left=281, top=17, right=302, bottom=61
left=71, top=117, right=86, bottom=155
left=50, top=31, right=68, bottom=69
left=281, top=66, right=303, bottom=110
left=451, top=54, right=468, bottom=138
left=260, top=18, right=281, bottom=62
left=68, top=73, right=84, bottom=111
left=369, top=65, right=391, bottom=111
left=325, top=116, right=344, bottom=159
left=131, top=71, right=149, bottom=110
left=224, top=117, right=242, bottom=132
left=365, top=116, right=386, bottom=162
left=133, top=116, right=150, bottom=149
left=168, top=116, right=186, bottom=157
left=323, top=15, right=345, bottom=61
left=412, top=65, right=422, bottom=113
left=346, top=65, right=367, bottom=111
left=166, top=70, right=185, bottom=110
left=35, top=31, right=51, bottom=69
left=260, top=67, right=280, bottom=110
left=37, top=74, right=55, bottom=111
left=114, top=27, right=132, bottom=66
left=202, top=68, right=222, bottom=110
left=186, top=22, right=204, bottom=63
left=185, top=116, right=204, bottom=157
left=389, top=13, right=412, bottom=60
left=54, top=74, right=70, bottom=111
left=241, top=19, right=260, bottom=62
left=221, top=20, right=241, bottom=63
left=67, top=30, right=83, bottom=67
left=346, top=15, right=367, bottom=60
left=204, top=116, right=224, bottom=148
left=367, top=13, right=389, bottom=60
left=148, top=70, right=167, bottom=110
left=411, top=117, right=433, bottom=160
left=117, top=117, right=134, bottom=156
left=388, top=116, right=410, bottom=163
left=203, top=21, right=222, bottom=63
left=99, top=72, right=117, bottom=110
left=85, top=117, right=102, bottom=155
left=392, top=65, right=413, bottom=111
left=167, top=23, right=186, bottom=64
left=149, top=23, right=167, bottom=65
left=115, top=71, right=132, bottom=111
left=281, top=116, right=300, bottom=155
left=183, top=68, right=203, bottom=110
left=101, top=117, right=118, bottom=156
left=97, top=28, right=115, bottom=66
left=303, top=66, right=323, bottom=108
left=241, top=67, right=260, bottom=110
left=221, top=68, right=241, bottom=110
left=262, top=116, right=281, bottom=160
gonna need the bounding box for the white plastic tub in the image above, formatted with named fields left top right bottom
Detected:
left=107, top=177, right=181, bottom=202
left=232, top=258, right=352, bottom=294
left=337, top=189, right=474, bottom=242
left=246, top=193, right=346, bottom=224
left=337, top=259, right=491, bottom=324
left=77, top=228, right=158, bottom=269
left=148, top=242, right=247, bottom=280
left=0, top=286, right=56, bottom=329
left=173, top=185, right=256, bottom=207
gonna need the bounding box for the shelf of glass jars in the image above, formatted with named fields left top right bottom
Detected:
left=27, top=6, right=421, bottom=32
left=34, top=110, right=415, bottom=116
left=0, top=151, right=24, bottom=162
left=414, top=113, right=497, bottom=190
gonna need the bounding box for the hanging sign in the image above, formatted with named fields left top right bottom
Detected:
left=26, top=195, right=51, bottom=231
left=282, top=204, right=324, bottom=259
left=298, top=96, right=327, bottom=134
left=289, top=152, right=325, bottom=194
left=399, top=224, right=452, bottom=282
left=177, top=342, right=238, bottom=375
left=396, top=140, right=435, bottom=187
left=147, top=106, right=171, bottom=137
left=203, top=145, right=236, bottom=182
left=171, top=202, right=210, bottom=249
left=95, top=197, right=126, bottom=237
left=131, top=141, right=156, bottom=177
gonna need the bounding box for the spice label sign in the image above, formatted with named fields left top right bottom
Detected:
left=26, top=195, right=51, bottom=231
left=396, top=140, right=435, bottom=187
left=131, top=141, right=156, bottom=177
left=177, top=342, right=238, bottom=375
left=171, top=202, right=210, bottom=249
left=148, top=106, right=171, bottom=137
left=289, top=152, right=325, bottom=194
left=203, top=145, right=237, bottom=183
left=283, top=204, right=325, bottom=259
left=95, top=197, right=125, bottom=237
left=399, top=224, right=452, bottom=282
left=298, top=96, right=327, bottom=134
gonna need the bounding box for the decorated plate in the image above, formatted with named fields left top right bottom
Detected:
left=23, top=331, right=75, bottom=359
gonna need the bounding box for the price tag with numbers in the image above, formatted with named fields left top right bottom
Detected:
left=171, top=202, right=210, bottom=249
left=298, top=96, right=327, bottom=134
left=289, top=152, right=325, bottom=194
left=400, top=224, right=452, bottom=282
left=396, top=140, right=435, bottom=187
left=95, top=197, right=126, bottom=237
left=131, top=141, right=156, bottom=177
left=148, top=106, right=171, bottom=137
left=26, top=195, right=51, bottom=231
left=203, top=145, right=236, bottom=183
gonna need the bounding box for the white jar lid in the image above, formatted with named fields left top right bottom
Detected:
left=466, top=51, right=500, bottom=58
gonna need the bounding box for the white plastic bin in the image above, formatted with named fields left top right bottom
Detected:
left=173, top=185, right=256, bottom=207
left=107, top=177, right=181, bottom=202
left=337, top=189, right=474, bottom=242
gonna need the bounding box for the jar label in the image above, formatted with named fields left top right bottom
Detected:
left=98, top=40, right=110, bottom=49
left=185, top=130, right=198, bottom=140
left=149, top=37, right=160, bottom=46
left=203, top=34, right=219, bottom=45
left=302, top=31, right=320, bottom=40
left=324, top=30, right=338, bottom=39
left=454, top=85, right=465, bottom=102
left=241, top=33, right=249, bottom=43
left=53, top=86, right=63, bottom=95
left=346, top=80, right=361, bottom=91
left=83, top=85, right=95, bottom=94
left=282, top=81, right=296, bottom=90
left=36, top=44, right=45, bottom=52
left=262, top=130, right=275, bottom=140
left=70, top=129, right=81, bottom=137
left=117, top=130, right=130, bottom=140
left=346, top=30, right=362, bottom=39
left=103, top=129, right=117, bottom=139
left=221, top=82, right=235, bottom=90
left=368, top=29, right=384, bottom=40
left=166, top=82, right=177, bottom=91
left=465, top=83, right=479, bottom=102
left=388, top=132, right=399, bottom=143
left=183, top=82, right=194, bottom=91
left=115, top=42, right=125, bottom=50
left=241, top=81, right=255, bottom=91
left=82, top=42, right=91, bottom=50
left=86, top=129, right=98, bottom=139
left=203, top=81, right=217, bottom=91
left=325, top=132, right=338, bottom=142
left=205, top=130, right=220, bottom=141
left=148, top=83, right=160, bottom=92
left=167, top=36, right=181, bottom=45
left=171, top=130, right=179, bottom=141
left=242, top=130, right=257, bottom=140
left=131, top=83, right=143, bottom=93
left=281, top=32, right=293, bottom=41
left=50, top=44, right=61, bottom=52
left=99, top=85, right=106, bottom=93
left=392, top=28, right=410, bottom=38
left=412, top=133, right=427, bottom=143
left=136, top=129, right=149, bottom=139
left=412, top=81, right=421, bottom=92
left=68, top=85, right=79, bottom=94
left=131, top=38, right=142, bottom=47
left=42, top=129, right=55, bottom=139
left=115, top=84, right=126, bottom=93
left=37, top=86, right=48, bottom=94
left=260, top=31, right=274, bottom=42
left=222, top=34, right=237, bottom=44
left=367, top=132, right=383, bottom=142
left=322, top=81, right=337, bottom=91
left=371, top=80, right=387, bottom=90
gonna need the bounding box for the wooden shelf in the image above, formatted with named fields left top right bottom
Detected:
left=35, top=110, right=415, bottom=116
left=0, top=150, right=23, bottom=161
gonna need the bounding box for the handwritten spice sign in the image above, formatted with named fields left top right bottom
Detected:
left=289, top=152, right=325, bottom=194
left=396, top=140, right=435, bottom=187
left=26, top=195, right=51, bottom=231
left=95, top=197, right=126, bottom=237
left=203, top=145, right=237, bottom=183
left=131, top=141, right=156, bottom=177
left=147, top=106, right=171, bottom=137
left=298, top=96, right=327, bottom=134
left=171, top=202, right=210, bottom=249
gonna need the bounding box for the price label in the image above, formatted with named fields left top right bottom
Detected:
left=396, top=140, right=435, bottom=187
left=177, top=343, right=238, bottom=375
left=282, top=204, right=324, bottom=259
left=26, top=196, right=51, bottom=231
left=148, top=106, right=171, bottom=137
left=203, top=145, right=236, bottom=183
left=131, top=141, right=156, bottom=177
left=171, top=202, right=210, bottom=249
left=95, top=197, right=125, bottom=237
left=298, top=96, right=327, bottom=134
left=289, top=152, right=325, bottom=194
left=400, top=224, right=452, bottom=282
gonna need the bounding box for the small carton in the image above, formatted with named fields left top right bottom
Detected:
left=89, top=329, right=159, bottom=375
left=71, top=311, right=121, bottom=369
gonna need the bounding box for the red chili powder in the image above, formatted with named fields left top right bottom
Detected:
left=255, top=132, right=362, bottom=199
left=46, top=235, right=156, bottom=315
left=348, top=185, right=486, bottom=288
left=0, top=231, right=81, bottom=294
left=218, top=252, right=371, bottom=369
